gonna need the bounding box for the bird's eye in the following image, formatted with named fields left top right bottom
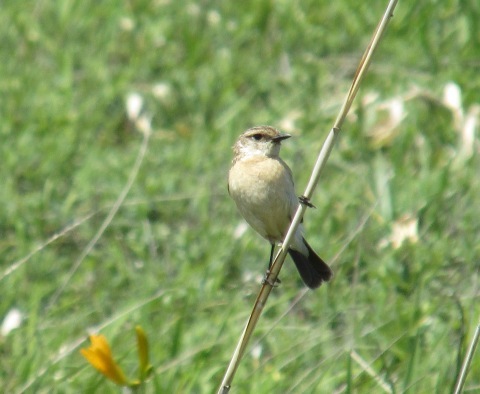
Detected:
left=252, top=134, right=262, bottom=141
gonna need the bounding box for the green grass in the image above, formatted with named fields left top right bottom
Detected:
left=1, top=0, right=479, bottom=393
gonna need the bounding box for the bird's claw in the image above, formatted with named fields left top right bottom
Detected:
left=299, top=195, right=316, bottom=208
left=262, top=270, right=281, bottom=287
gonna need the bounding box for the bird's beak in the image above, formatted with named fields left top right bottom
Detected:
left=272, top=134, right=291, bottom=142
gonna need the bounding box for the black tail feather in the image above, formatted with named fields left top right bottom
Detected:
left=288, top=239, right=332, bottom=289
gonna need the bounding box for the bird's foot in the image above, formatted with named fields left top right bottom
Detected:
left=262, top=270, right=282, bottom=287
left=299, top=195, right=316, bottom=208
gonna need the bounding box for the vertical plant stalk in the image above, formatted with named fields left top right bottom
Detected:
left=218, top=1, right=399, bottom=393
left=453, top=323, right=480, bottom=394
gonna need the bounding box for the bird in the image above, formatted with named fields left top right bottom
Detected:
left=228, top=125, right=332, bottom=289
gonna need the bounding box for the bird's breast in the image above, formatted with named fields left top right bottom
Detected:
left=228, top=156, right=298, bottom=243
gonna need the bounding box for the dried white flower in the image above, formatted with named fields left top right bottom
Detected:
left=391, top=215, right=418, bottom=249
left=119, top=17, right=135, bottom=32
left=443, top=82, right=464, bottom=133
left=459, top=105, right=480, bottom=159
left=152, top=82, right=172, bottom=101
left=443, top=82, right=463, bottom=113
left=136, top=114, right=152, bottom=136
left=1, top=308, right=23, bottom=336
left=126, top=93, right=143, bottom=121
left=367, top=97, right=406, bottom=147
left=207, top=10, right=221, bottom=26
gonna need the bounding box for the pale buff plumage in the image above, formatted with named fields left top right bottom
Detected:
left=228, top=126, right=332, bottom=289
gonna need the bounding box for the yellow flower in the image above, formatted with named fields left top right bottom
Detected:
left=81, top=334, right=130, bottom=386
left=135, top=326, right=153, bottom=380
left=81, top=327, right=152, bottom=386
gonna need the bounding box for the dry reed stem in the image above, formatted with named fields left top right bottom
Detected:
left=218, top=1, right=400, bottom=392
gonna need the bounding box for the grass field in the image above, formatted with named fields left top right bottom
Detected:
left=1, top=1, right=479, bottom=393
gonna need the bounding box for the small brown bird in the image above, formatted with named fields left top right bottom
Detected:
left=228, top=126, right=332, bottom=289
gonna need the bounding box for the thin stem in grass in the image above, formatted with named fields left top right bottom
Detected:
left=217, top=1, right=399, bottom=392
left=0, top=213, right=96, bottom=281
left=0, top=191, right=199, bottom=283
left=453, top=323, right=480, bottom=394
left=350, top=350, right=393, bottom=394
left=46, top=118, right=152, bottom=311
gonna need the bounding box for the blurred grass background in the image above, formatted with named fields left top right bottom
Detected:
left=1, top=0, right=479, bottom=393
